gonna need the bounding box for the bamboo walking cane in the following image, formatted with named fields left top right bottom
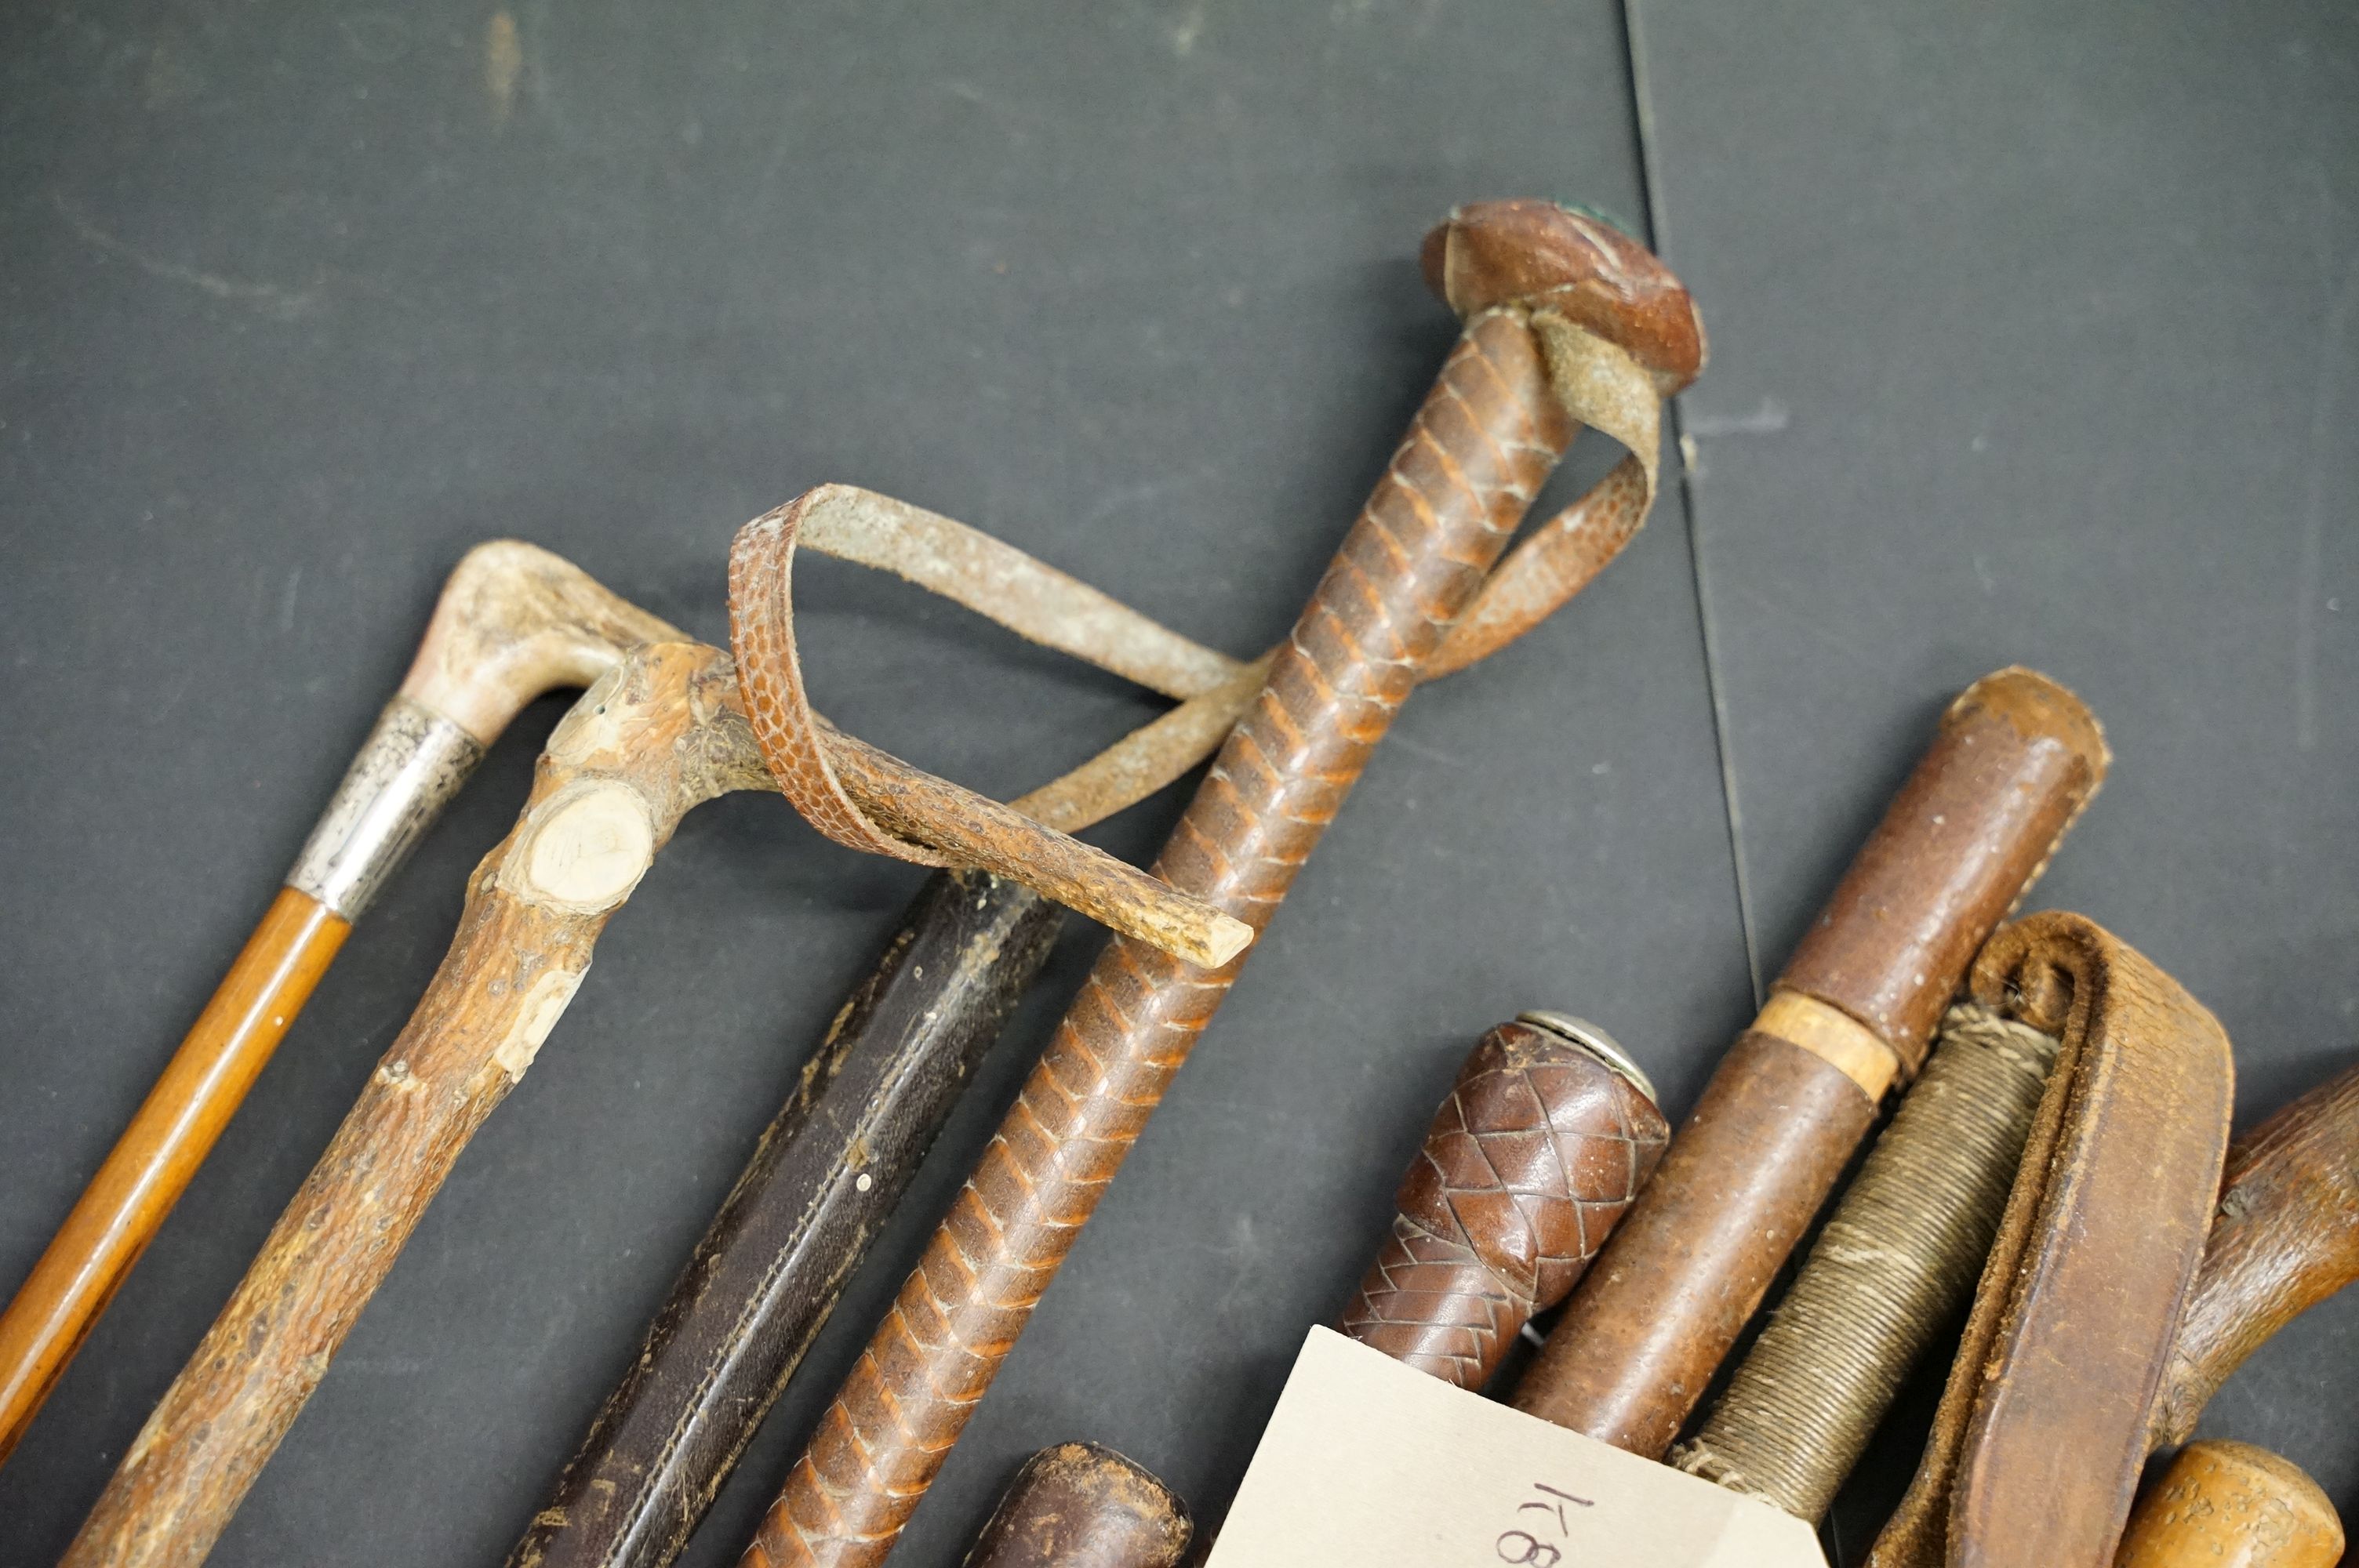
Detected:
left=506, top=462, right=1659, bottom=1568
left=61, top=488, right=1312, bottom=1566
left=730, top=200, right=1706, bottom=1566
left=0, top=542, right=684, bottom=1466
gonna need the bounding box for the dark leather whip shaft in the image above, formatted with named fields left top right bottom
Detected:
left=962, top=1443, right=1192, bottom=1568
left=508, top=869, right=1060, bottom=1568
left=744, top=308, right=1578, bottom=1567
left=1339, top=1017, right=1668, bottom=1389
left=1514, top=669, right=2108, bottom=1457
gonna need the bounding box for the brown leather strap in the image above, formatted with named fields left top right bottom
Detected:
left=725, top=359, right=1661, bottom=965
left=1866, top=911, right=2234, bottom=1568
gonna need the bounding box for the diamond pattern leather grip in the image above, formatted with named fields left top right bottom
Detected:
left=740, top=308, right=1576, bottom=1566
left=1339, top=1019, right=1669, bottom=1390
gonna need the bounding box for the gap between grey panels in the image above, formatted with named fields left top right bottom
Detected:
left=1614, top=0, right=1767, bottom=1017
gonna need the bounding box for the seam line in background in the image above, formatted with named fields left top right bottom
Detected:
left=1614, top=0, right=1765, bottom=1014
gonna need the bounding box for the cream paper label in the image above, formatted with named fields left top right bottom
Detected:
left=1206, top=1327, right=1827, bottom=1568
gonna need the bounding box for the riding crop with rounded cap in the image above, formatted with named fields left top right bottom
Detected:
left=732, top=198, right=1705, bottom=1567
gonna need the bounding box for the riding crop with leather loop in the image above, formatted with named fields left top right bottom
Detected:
left=729, top=198, right=1706, bottom=1566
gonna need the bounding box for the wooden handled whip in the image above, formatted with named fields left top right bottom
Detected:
left=0, top=541, right=683, bottom=1468
left=732, top=200, right=1706, bottom=1566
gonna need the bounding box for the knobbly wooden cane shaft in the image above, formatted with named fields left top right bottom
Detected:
left=739, top=201, right=1706, bottom=1566
left=0, top=542, right=682, bottom=1467
left=1514, top=668, right=2110, bottom=1457
left=509, top=463, right=1658, bottom=1568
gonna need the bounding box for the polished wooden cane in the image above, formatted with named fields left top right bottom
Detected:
left=0, top=542, right=682, bottom=1467
left=732, top=201, right=1705, bottom=1566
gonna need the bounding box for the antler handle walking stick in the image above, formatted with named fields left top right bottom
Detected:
left=0, top=541, right=682, bottom=1466
left=1513, top=667, right=2110, bottom=1457
left=733, top=200, right=1705, bottom=1566
left=1338, top=1014, right=1670, bottom=1389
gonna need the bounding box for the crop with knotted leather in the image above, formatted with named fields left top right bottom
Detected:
left=1339, top=1020, right=1669, bottom=1390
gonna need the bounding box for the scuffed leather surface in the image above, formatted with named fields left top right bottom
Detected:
left=1866, top=911, right=2234, bottom=1568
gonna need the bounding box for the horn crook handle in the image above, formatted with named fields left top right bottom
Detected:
left=737, top=199, right=1703, bottom=1568
left=0, top=541, right=682, bottom=1467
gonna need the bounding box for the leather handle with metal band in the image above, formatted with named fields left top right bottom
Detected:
left=2116, top=1442, right=2346, bottom=1568
left=962, top=1443, right=1193, bottom=1568
left=737, top=200, right=1704, bottom=1568
left=1513, top=667, right=2110, bottom=1458
left=1339, top=1014, right=1669, bottom=1390
left=1866, top=911, right=2236, bottom=1568
left=1669, top=1000, right=2062, bottom=1521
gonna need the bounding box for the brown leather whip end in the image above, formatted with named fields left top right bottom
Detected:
left=2114, top=1442, right=2344, bottom=1568
left=1420, top=198, right=1707, bottom=394
left=1339, top=1015, right=1668, bottom=1390
left=963, top=1443, right=1191, bottom=1568
left=1514, top=666, right=2106, bottom=1461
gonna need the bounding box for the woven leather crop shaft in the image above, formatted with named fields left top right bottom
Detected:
left=741, top=309, right=1576, bottom=1566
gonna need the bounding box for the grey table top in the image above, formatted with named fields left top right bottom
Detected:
left=2, top=3, right=2350, bottom=1563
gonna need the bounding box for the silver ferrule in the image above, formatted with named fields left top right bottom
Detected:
left=286, top=697, right=486, bottom=920
left=1515, top=1010, right=1658, bottom=1106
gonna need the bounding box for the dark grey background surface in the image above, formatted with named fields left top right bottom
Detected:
left=0, top=2, right=2349, bottom=1564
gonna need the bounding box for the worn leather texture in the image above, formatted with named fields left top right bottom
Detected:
left=1866, top=911, right=2235, bottom=1568
left=1513, top=669, right=2106, bottom=1458
left=508, top=870, right=1061, bottom=1568
left=961, top=1443, right=1190, bottom=1568
left=1339, top=1018, right=1667, bottom=1390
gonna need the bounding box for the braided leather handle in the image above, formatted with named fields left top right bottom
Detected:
left=1340, top=1017, right=1668, bottom=1389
